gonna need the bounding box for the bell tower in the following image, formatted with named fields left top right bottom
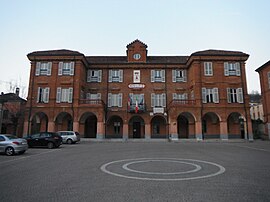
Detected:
left=126, top=39, right=148, bottom=63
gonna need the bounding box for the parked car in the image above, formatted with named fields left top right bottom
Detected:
left=0, top=134, right=28, bottom=156
left=56, top=131, right=80, bottom=144
left=26, top=132, right=62, bottom=149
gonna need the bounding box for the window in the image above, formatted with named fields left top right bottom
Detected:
left=202, top=88, right=219, bottom=103
left=58, top=62, right=75, bottom=76
left=108, top=93, right=122, bottom=107
left=227, top=88, right=243, bottom=103
left=172, top=69, right=187, bottom=82
left=35, top=62, right=52, bottom=76
left=204, top=62, right=213, bottom=76
left=56, top=87, right=73, bottom=103
left=151, top=70, right=165, bottom=82
left=37, top=87, right=50, bottom=103
left=224, top=62, right=241, bottom=76
left=268, top=72, right=270, bottom=89
left=109, top=70, right=123, bottom=82
left=0, top=136, right=5, bottom=141
left=128, top=93, right=145, bottom=111
left=87, top=70, right=102, bottom=82
left=151, top=93, right=166, bottom=107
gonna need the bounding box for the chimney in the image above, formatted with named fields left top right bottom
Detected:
left=15, top=87, right=20, bottom=96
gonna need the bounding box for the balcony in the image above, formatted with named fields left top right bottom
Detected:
left=128, top=104, right=146, bottom=113
left=169, top=99, right=196, bottom=108
left=79, top=99, right=104, bottom=106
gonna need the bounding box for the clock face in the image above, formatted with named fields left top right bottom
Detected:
left=133, top=53, right=141, bottom=60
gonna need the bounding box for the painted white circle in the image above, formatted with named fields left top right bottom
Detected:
left=122, top=160, right=202, bottom=175
left=100, top=158, right=226, bottom=181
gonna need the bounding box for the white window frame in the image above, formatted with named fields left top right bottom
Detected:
left=227, top=88, right=243, bottom=103
left=151, top=93, right=166, bottom=107
left=204, top=62, right=213, bottom=76
left=202, top=88, right=219, bottom=103
left=87, top=70, right=102, bottom=82
left=37, top=87, right=50, bottom=103
left=35, top=62, right=52, bottom=76
left=172, top=69, right=187, bottom=82
left=151, top=70, right=165, bottom=82
left=108, top=93, right=122, bottom=107
left=56, top=87, right=73, bottom=103
left=224, top=62, right=241, bottom=76
left=58, top=62, right=75, bottom=76
left=109, top=70, right=123, bottom=82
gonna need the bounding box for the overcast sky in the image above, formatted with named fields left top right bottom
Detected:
left=0, top=0, right=269, bottom=98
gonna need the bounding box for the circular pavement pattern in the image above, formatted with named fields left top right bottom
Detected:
left=100, top=158, right=226, bottom=181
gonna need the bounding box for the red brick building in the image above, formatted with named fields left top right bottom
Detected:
left=23, top=40, right=253, bottom=140
left=256, top=60, right=270, bottom=139
left=0, top=91, right=26, bottom=137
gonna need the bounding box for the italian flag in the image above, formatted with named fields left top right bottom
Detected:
left=135, top=99, right=138, bottom=113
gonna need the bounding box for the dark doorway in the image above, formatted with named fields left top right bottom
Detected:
left=133, top=122, right=141, bottom=138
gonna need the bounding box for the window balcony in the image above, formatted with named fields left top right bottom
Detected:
left=79, top=99, right=104, bottom=106
left=169, top=99, right=196, bottom=107
left=128, top=104, right=146, bottom=113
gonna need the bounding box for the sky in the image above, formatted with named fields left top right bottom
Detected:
left=0, top=0, right=269, bottom=98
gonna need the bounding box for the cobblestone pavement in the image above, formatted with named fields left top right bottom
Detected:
left=0, top=140, right=270, bottom=202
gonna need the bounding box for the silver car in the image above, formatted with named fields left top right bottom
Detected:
left=0, top=134, right=28, bottom=156
left=56, top=131, right=80, bottom=144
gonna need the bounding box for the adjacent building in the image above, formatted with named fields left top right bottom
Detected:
left=0, top=90, right=26, bottom=137
left=256, top=60, right=270, bottom=139
left=23, top=40, right=253, bottom=140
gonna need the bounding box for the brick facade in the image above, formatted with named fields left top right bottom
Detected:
left=23, top=40, right=253, bottom=140
left=256, top=60, right=270, bottom=139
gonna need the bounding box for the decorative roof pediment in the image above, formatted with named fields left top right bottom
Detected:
left=126, top=39, right=148, bottom=49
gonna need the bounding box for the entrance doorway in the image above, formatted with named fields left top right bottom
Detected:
left=133, top=122, right=141, bottom=138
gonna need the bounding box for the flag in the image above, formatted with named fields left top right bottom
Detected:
left=128, top=95, right=131, bottom=111
left=135, top=99, right=138, bottom=113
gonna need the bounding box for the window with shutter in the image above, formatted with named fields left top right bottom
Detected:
left=204, top=62, right=213, bottom=76
left=35, top=62, right=41, bottom=76
left=151, top=93, right=155, bottom=107
left=109, top=70, right=122, bottom=82
left=58, top=62, right=74, bottom=76
left=213, top=88, right=219, bottom=103
left=224, top=62, right=229, bottom=76
left=202, top=88, right=207, bottom=103
left=108, top=93, right=112, bottom=107
left=37, top=87, right=50, bottom=103
left=237, top=88, right=243, bottom=103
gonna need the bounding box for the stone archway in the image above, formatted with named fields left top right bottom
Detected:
left=79, top=112, right=97, bottom=138
left=227, top=112, right=245, bottom=139
left=55, top=112, right=73, bottom=131
left=151, top=116, right=167, bottom=138
left=177, top=112, right=196, bottom=139
left=106, top=115, right=123, bottom=138
left=202, top=112, right=221, bottom=139
left=31, top=112, right=49, bottom=134
left=128, top=116, right=145, bottom=138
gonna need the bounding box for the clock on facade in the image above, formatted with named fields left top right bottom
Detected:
left=133, top=53, right=141, bottom=60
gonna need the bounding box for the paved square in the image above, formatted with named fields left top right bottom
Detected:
left=1, top=140, right=270, bottom=202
